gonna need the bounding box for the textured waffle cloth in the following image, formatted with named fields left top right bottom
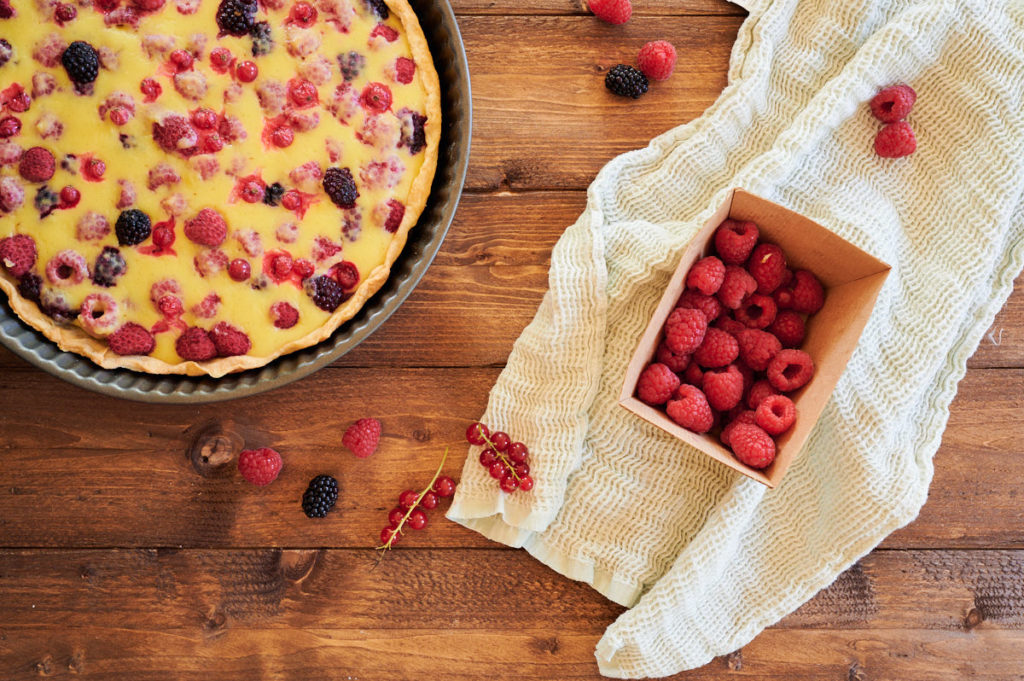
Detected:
left=447, top=0, right=1024, bottom=677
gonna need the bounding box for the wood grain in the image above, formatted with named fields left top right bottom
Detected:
left=0, top=367, right=1019, bottom=548
left=450, top=0, right=745, bottom=15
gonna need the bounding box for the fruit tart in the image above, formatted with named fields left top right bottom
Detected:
left=0, top=0, right=440, bottom=376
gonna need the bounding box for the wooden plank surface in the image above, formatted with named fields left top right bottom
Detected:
left=449, top=0, right=746, bottom=15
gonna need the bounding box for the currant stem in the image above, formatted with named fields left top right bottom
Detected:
left=479, top=430, right=521, bottom=482
left=376, top=447, right=449, bottom=553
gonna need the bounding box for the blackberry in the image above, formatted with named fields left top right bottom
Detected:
left=301, top=474, right=339, bottom=518
left=115, top=209, right=152, bottom=246
left=216, top=0, right=257, bottom=37
left=61, top=154, right=77, bottom=174
left=364, top=0, right=388, bottom=19
left=398, top=108, right=426, bottom=155
left=92, top=246, right=126, bottom=287
left=322, top=167, right=358, bottom=208
left=249, top=20, right=274, bottom=56
left=119, top=133, right=136, bottom=149
left=605, top=64, right=648, bottom=99
left=263, top=182, right=285, bottom=206
left=61, top=41, right=100, bottom=84
left=34, top=186, right=59, bottom=218
left=41, top=291, right=78, bottom=323
left=306, top=274, right=349, bottom=312
left=338, top=51, right=365, bottom=81
left=17, top=273, right=42, bottom=303
left=0, top=39, right=12, bottom=69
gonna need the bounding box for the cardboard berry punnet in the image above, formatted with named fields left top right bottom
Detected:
left=620, top=189, right=891, bottom=487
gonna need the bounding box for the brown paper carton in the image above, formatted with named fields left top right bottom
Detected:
left=619, top=189, right=891, bottom=487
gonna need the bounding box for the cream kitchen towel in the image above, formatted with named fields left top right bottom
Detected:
left=447, top=0, right=1024, bottom=677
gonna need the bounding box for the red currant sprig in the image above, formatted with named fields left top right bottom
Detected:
left=377, top=448, right=456, bottom=559
left=466, top=422, right=534, bottom=493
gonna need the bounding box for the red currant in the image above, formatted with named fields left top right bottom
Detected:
left=289, top=79, right=318, bottom=107
left=170, top=49, right=194, bottom=72
left=380, top=527, right=401, bottom=545
left=419, top=491, right=438, bottom=510
left=55, top=3, right=77, bottom=22
left=407, top=509, right=428, bottom=530
left=398, top=489, right=419, bottom=509
left=152, top=226, right=175, bottom=249
left=7, top=91, right=29, bottom=113
left=0, top=116, right=20, bottom=138
left=158, top=295, right=183, bottom=317
left=228, top=259, right=251, bottom=282
left=85, top=158, right=106, bottom=180
left=432, top=476, right=456, bottom=497
left=202, top=133, right=224, bottom=153
left=507, top=442, right=528, bottom=464
left=360, top=82, right=392, bottom=114
left=281, top=191, right=302, bottom=211
left=59, top=185, right=80, bottom=208
left=140, top=78, right=162, bottom=102
left=479, top=448, right=497, bottom=468
left=387, top=507, right=405, bottom=527
left=241, top=179, right=265, bottom=203
left=272, top=253, right=293, bottom=278
left=490, top=431, right=511, bottom=452
left=488, top=461, right=508, bottom=480
left=499, top=475, right=519, bottom=493
left=109, top=107, right=131, bottom=126
left=518, top=475, right=534, bottom=492
left=235, top=60, right=259, bottom=83
left=292, top=258, right=315, bottom=279
left=271, top=125, right=295, bottom=148
left=289, top=1, right=317, bottom=25
left=466, top=422, right=489, bottom=446
left=513, top=462, right=529, bottom=478
left=210, top=47, right=234, bottom=74
left=191, top=108, right=218, bottom=130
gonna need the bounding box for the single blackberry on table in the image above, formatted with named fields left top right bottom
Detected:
left=115, top=209, right=152, bottom=246
left=216, top=0, right=257, bottom=37
left=364, top=0, right=388, bottom=19
left=605, top=64, right=648, bottom=99
left=249, top=20, right=274, bottom=56
left=17, top=273, right=42, bottom=303
left=302, top=474, right=339, bottom=518
left=263, top=182, right=285, bottom=206
left=92, top=246, right=126, bottom=287
left=306, top=274, right=348, bottom=312
left=61, top=41, right=100, bottom=84
left=323, top=167, right=358, bottom=208
left=338, top=51, right=365, bottom=81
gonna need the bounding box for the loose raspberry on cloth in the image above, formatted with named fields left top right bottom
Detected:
left=447, top=0, right=1024, bottom=677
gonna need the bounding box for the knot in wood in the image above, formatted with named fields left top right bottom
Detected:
left=185, top=421, right=244, bottom=477
left=964, top=606, right=985, bottom=629
left=725, top=650, right=743, bottom=671
left=279, top=549, right=321, bottom=583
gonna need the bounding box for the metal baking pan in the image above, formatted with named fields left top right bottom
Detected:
left=0, top=0, right=471, bottom=403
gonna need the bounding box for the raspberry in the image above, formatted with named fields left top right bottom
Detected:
left=703, top=364, right=743, bottom=412
left=717, top=265, right=757, bottom=309
left=382, top=199, right=405, bottom=233
left=114, top=209, right=152, bottom=246
left=729, top=423, right=776, bottom=469
left=790, top=269, right=825, bottom=314
left=18, top=147, right=55, bottom=182
left=184, top=208, right=227, bottom=246
left=306, top=274, right=348, bottom=311
left=714, top=315, right=746, bottom=337
left=0, top=234, right=37, bottom=277
left=61, top=41, right=100, bottom=84
left=655, top=341, right=689, bottom=373
left=216, top=0, right=257, bottom=36
left=666, top=384, right=713, bottom=433
left=342, top=417, right=381, bottom=458
left=636, top=362, right=681, bottom=406
left=175, top=326, right=217, bottom=361
left=767, top=310, right=805, bottom=348
left=735, top=293, right=777, bottom=329
left=685, top=256, right=725, bottom=296
left=270, top=301, right=299, bottom=328
left=392, top=57, right=415, bottom=85
left=210, top=321, right=251, bottom=356
left=736, top=328, right=782, bottom=372
left=681, top=362, right=704, bottom=387
left=323, top=166, right=358, bottom=208
left=637, top=40, right=676, bottom=81
left=745, top=379, right=778, bottom=411
left=773, top=284, right=795, bottom=310
left=588, top=0, right=630, bottom=24
left=748, top=243, right=787, bottom=294
left=720, top=410, right=757, bottom=447
left=676, top=290, right=722, bottom=323
left=714, top=219, right=758, bottom=265
left=663, top=307, right=707, bottom=355
left=874, top=121, right=916, bottom=158
left=605, top=64, right=648, bottom=99
left=238, top=447, right=283, bottom=486
left=152, top=115, right=198, bottom=154
left=869, top=84, right=916, bottom=123
left=693, top=327, right=739, bottom=368
left=107, top=322, right=155, bottom=355
left=767, top=349, right=815, bottom=392
left=755, top=394, right=796, bottom=436
left=301, top=474, right=339, bottom=518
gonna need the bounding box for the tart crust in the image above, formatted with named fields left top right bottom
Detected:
left=0, top=0, right=441, bottom=378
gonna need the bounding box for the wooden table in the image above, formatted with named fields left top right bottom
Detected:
left=1, top=2, right=1022, bottom=679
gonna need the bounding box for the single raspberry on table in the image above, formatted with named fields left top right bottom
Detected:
left=238, top=447, right=283, bottom=486
left=869, top=84, right=916, bottom=123
left=736, top=328, right=782, bottom=372
left=184, top=208, right=228, bottom=246
left=693, top=327, right=739, bottom=368
left=874, top=121, right=916, bottom=158
left=703, top=364, right=744, bottom=412
left=717, top=265, right=757, bottom=309
left=729, top=423, right=776, bottom=469
left=755, top=394, right=796, bottom=436
left=790, top=269, right=825, bottom=314
left=735, top=293, right=777, bottom=329
left=655, top=341, right=689, bottom=373
left=588, top=0, right=631, bottom=25
left=18, top=147, right=56, bottom=182
left=636, top=362, right=681, bottom=406
left=720, top=409, right=757, bottom=447
left=175, top=326, right=217, bottom=361
left=666, top=384, right=714, bottom=433
left=343, top=418, right=382, bottom=458
left=637, top=40, right=676, bottom=81
left=685, top=256, right=725, bottom=296
left=107, top=322, right=155, bottom=356
left=714, top=219, right=758, bottom=265
left=767, top=349, right=815, bottom=392
left=768, top=309, right=805, bottom=347
left=747, top=243, right=787, bottom=294
left=663, top=307, right=707, bottom=355
left=210, top=321, right=251, bottom=357
left=0, top=234, right=37, bottom=277
left=676, top=290, right=722, bottom=323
